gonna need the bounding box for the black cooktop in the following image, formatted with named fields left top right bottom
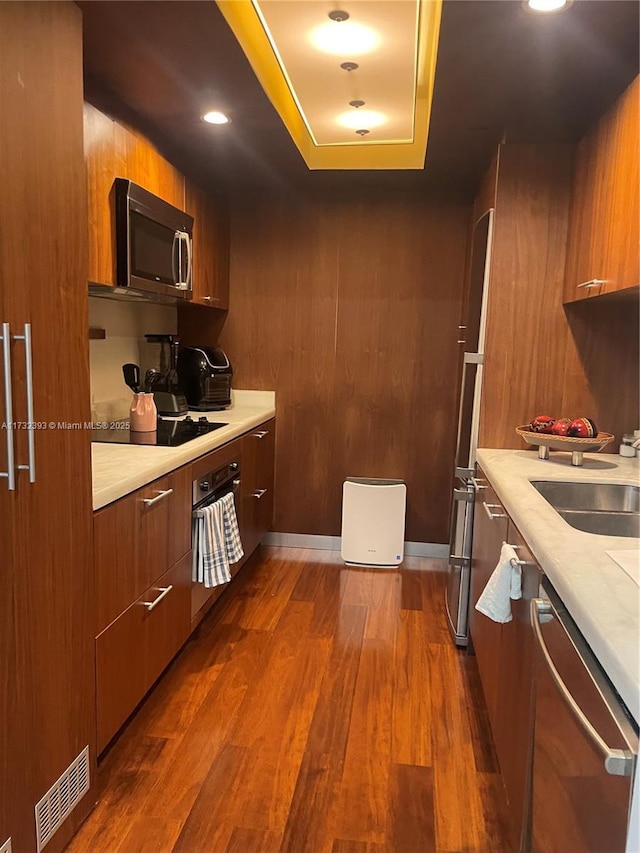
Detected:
left=92, top=416, right=228, bottom=447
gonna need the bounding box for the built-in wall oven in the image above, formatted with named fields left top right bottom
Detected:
left=191, top=457, right=241, bottom=619
left=530, top=580, right=638, bottom=852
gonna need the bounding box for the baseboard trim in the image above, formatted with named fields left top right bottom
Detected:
left=263, top=532, right=448, bottom=560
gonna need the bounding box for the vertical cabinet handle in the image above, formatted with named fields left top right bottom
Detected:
left=183, top=232, right=192, bottom=289
left=0, top=323, right=15, bottom=491
left=13, top=323, right=35, bottom=483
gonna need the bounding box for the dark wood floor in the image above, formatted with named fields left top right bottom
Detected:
left=67, top=547, right=513, bottom=853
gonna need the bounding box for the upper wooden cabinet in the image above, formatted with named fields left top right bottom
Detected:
left=564, top=76, right=639, bottom=302
left=84, top=102, right=185, bottom=286
left=185, top=181, right=230, bottom=309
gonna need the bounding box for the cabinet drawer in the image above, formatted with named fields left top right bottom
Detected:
left=96, top=552, right=191, bottom=753
left=470, top=472, right=509, bottom=723
left=94, top=465, right=191, bottom=632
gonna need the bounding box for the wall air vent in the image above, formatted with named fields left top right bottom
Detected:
left=0, top=837, right=12, bottom=853
left=34, top=745, right=90, bottom=852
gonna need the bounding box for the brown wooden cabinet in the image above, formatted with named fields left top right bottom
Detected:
left=564, top=76, right=639, bottom=303
left=84, top=102, right=185, bottom=286
left=493, top=523, right=540, bottom=852
left=185, top=180, right=230, bottom=309
left=96, top=552, right=192, bottom=753
left=93, top=468, right=192, bottom=752
left=0, top=5, right=96, bottom=851
left=239, top=420, right=276, bottom=563
left=94, top=467, right=192, bottom=633
left=469, top=469, right=509, bottom=725
left=470, top=468, right=541, bottom=851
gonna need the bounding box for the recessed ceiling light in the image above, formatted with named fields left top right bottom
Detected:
left=525, top=0, right=571, bottom=13
left=310, top=20, right=379, bottom=56
left=337, top=109, right=385, bottom=130
left=202, top=111, right=230, bottom=125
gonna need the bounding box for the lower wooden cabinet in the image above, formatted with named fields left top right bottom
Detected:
left=96, top=552, right=191, bottom=752
left=239, top=420, right=276, bottom=564
left=470, top=467, right=541, bottom=851
left=469, top=473, right=509, bottom=724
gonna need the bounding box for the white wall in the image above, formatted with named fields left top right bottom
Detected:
left=88, top=296, right=177, bottom=421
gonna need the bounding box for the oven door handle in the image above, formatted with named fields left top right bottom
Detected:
left=531, top=599, right=634, bottom=777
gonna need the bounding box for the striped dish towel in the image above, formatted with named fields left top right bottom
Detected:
left=193, top=500, right=231, bottom=588
left=192, top=492, right=244, bottom=588
left=220, top=492, right=244, bottom=564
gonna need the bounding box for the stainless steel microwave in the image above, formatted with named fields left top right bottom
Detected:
left=112, top=178, right=194, bottom=301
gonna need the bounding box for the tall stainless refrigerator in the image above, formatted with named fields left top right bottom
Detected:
left=446, top=208, right=494, bottom=647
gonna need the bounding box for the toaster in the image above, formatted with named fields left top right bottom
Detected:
left=177, top=346, right=233, bottom=411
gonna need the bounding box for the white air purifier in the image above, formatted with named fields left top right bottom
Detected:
left=340, top=478, right=407, bottom=566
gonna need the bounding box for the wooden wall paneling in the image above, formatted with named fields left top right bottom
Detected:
left=185, top=189, right=470, bottom=542
left=332, top=197, right=468, bottom=542
left=479, top=144, right=575, bottom=450
left=219, top=193, right=342, bottom=538
left=561, top=292, right=640, bottom=444
left=1, top=3, right=96, bottom=851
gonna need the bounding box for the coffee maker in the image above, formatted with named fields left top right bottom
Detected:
left=143, top=334, right=189, bottom=416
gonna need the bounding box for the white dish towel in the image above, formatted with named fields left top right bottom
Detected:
left=193, top=492, right=244, bottom=588
left=475, top=542, right=522, bottom=624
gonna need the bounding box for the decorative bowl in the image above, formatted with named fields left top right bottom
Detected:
left=515, top=426, right=614, bottom=466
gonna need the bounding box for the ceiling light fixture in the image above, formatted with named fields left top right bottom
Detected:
left=337, top=109, right=385, bottom=130
left=202, top=110, right=230, bottom=125
left=340, top=61, right=359, bottom=72
left=349, top=100, right=365, bottom=108
left=525, top=0, right=571, bottom=13
left=355, top=129, right=370, bottom=136
left=310, top=15, right=379, bottom=56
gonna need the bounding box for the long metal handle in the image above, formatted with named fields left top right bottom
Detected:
left=172, top=232, right=179, bottom=286
left=253, top=488, right=267, bottom=499
left=253, top=430, right=269, bottom=439
left=142, top=488, right=173, bottom=507
left=0, top=323, right=15, bottom=491
left=142, top=585, right=173, bottom=612
left=13, top=324, right=35, bottom=482
left=483, top=501, right=507, bottom=520
left=577, top=278, right=605, bottom=289
left=531, top=598, right=634, bottom=777
left=183, top=233, right=192, bottom=289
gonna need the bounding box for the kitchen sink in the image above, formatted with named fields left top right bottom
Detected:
left=531, top=481, right=640, bottom=538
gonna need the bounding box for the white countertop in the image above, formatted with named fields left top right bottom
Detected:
left=92, top=390, right=275, bottom=511
left=477, top=448, right=640, bottom=723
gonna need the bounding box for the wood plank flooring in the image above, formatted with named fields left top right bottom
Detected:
left=67, top=548, right=512, bottom=853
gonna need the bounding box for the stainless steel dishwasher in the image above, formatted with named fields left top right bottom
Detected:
left=530, top=581, right=638, bottom=852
